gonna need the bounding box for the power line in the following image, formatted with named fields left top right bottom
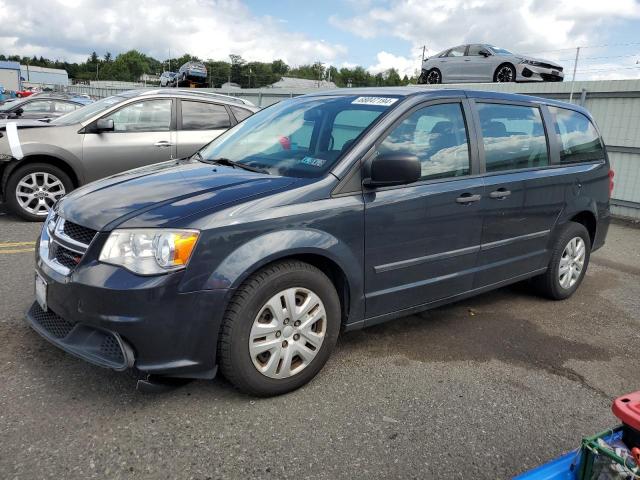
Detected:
left=525, top=41, right=640, bottom=55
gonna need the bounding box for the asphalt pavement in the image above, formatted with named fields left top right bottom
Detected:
left=1, top=204, right=639, bottom=479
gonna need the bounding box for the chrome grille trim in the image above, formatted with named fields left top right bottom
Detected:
left=39, top=214, right=94, bottom=276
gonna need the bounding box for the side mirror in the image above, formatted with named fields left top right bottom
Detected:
left=364, top=152, right=421, bottom=187
left=13, top=107, right=24, bottom=117
left=95, top=118, right=114, bottom=132
left=480, top=50, right=491, bottom=57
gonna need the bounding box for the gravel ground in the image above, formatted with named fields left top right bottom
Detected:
left=1, top=206, right=639, bottom=480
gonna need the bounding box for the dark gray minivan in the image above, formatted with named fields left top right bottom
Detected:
left=29, top=88, right=612, bottom=396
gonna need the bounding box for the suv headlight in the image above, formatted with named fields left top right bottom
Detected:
left=99, top=229, right=200, bottom=275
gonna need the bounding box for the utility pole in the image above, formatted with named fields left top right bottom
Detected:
left=421, top=45, right=426, bottom=64
left=569, top=46, right=580, bottom=103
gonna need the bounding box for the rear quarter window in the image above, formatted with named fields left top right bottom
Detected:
left=231, top=106, right=253, bottom=122
left=550, top=106, right=603, bottom=163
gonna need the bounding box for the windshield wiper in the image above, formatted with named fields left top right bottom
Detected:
left=202, top=157, right=269, bottom=174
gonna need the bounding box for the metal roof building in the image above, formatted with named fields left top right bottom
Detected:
left=20, top=65, right=69, bottom=87
left=0, top=61, right=21, bottom=91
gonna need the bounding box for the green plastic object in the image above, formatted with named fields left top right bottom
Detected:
left=577, top=426, right=637, bottom=479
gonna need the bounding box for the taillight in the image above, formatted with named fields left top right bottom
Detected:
left=608, top=169, right=615, bottom=198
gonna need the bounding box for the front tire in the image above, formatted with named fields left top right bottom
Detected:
left=533, top=222, right=591, bottom=300
left=425, top=68, right=442, bottom=84
left=6, top=163, right=73, bottom=221
left=494, top=63, right=516, bottom=82
left=218, top=260, right=341, bottom=396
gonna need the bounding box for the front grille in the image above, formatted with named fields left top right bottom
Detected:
left=28, top=303, right=75, bottom=339
left=100, top=336, right=125, bottom=364
left=540, top=73, right=564, bottom=82
left=51, top=243, right=82, bottom=270
left=62, top=221, right=97, bottom=245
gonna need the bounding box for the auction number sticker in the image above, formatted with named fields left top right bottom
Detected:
left=352, top=97, right=398, bottom=106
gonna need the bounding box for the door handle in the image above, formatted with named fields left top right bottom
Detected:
left=489, top=189, right=511, bottom=199
left=154, top=141, right=174, bottom=148
left=464, top=59, right=471, bottom=62
left=456, top=193, right=482, bottom=204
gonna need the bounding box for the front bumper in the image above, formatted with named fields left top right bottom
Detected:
left=517, top=64, right=564, bottom=82
left=29, top=237, right=231, bottom=379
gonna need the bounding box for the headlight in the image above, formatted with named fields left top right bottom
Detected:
left=521, top=60, right=543, bottom=67
left=99, top=229, right=199, bottom=275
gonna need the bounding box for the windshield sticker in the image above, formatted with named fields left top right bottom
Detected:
left=299, top=157, right=326, bottom=167
left=5, top=122, right=24, bottom=160
left=352, top=97, right=398, bottom=107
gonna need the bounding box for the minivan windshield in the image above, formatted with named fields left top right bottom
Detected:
left=198, top=95, right=399, bottom=178
left=50, top=95, right=126, bottom=125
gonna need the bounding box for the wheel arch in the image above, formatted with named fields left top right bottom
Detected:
left=569, top=210, right=597, bottom=247
left=1, top=154, right=80, bottom=201
left=201, top=229, right=364, bottom=327
left=494, top=62, right=516, bottom=81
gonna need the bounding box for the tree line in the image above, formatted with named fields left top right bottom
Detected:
left=0, top=50, right=419, bottom=88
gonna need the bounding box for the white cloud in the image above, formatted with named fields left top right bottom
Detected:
left=331, top=0, right=640, bottom=79
left=0, top=0, right=347, bottom=65
left=368, top=51, right=419, bottom=77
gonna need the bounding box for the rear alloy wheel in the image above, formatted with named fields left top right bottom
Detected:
left=532, top=221, right=591, bottom=300
left=426, top=69, right=442, bottom=84
left=218, top=260, right=341, bottom=396
left=494, top=64, right=516, bottom=82
left=6, top=163, right=73, bottom=221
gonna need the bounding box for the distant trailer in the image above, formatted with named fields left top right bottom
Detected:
left=20, top=65, right=69, bottom=87
left=0, top=61, right=21, bottom=91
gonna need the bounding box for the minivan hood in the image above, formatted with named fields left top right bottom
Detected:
left=57, top=160, right=296, bottom=231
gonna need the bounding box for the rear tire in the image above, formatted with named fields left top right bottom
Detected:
left=6, top=163, right=73, bottom=221
left=532, top=222, right=591, bottom=300
left=218, top=260, right=341, bottom=396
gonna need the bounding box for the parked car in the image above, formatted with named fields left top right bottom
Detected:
left=0, top=95, right=85, bottom=121
left=27, top=88, right=611, bottom=396
left=159, top=71, right=177, bottom=87
left=178, top=61, right=207, bottom=83
left=0, top=89, right=257, bottom=220
left=420, top=44, right=564, bottom=84
left=16, top=87, right=36, bottom=98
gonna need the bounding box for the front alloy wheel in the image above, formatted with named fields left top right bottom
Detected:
left=426, top=69, right=441, bottom=84
left=249, top=287, right=327, bottom=379
left=495, top=64, right=515, bottom=82
left=15, top=172, right=66, bottom=216
left=6, top=163, right=73, bottom=221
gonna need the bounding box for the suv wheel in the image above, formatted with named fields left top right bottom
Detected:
left=218, top=260, right=341, bottom=396
left=533, top=221, right=591, bottom=300
left=6, top=163, right=73, bottom=221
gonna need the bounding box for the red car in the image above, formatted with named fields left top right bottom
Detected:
left=16, top=88, right=34, bottom=98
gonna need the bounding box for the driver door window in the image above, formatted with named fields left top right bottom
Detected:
left=20, top=100, right=53, bottom=113
left=103, top=100, right=172, bottom=132
left=378, top=103, right=471, bottom=181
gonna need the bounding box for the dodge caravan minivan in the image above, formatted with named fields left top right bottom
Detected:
left=28, top=88, right=612, bottom=396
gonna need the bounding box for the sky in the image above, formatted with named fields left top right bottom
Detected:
left=0, top=0, right=639, bottom=80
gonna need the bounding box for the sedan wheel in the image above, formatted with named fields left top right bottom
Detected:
left=495, top=64, right=515, bottom=82
left=426, top=69, right=441, bottom=84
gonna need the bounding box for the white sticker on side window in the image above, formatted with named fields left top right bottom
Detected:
left=5, top=122, right=24, bottom=160
left=351, top=97, right=398, bottom=106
